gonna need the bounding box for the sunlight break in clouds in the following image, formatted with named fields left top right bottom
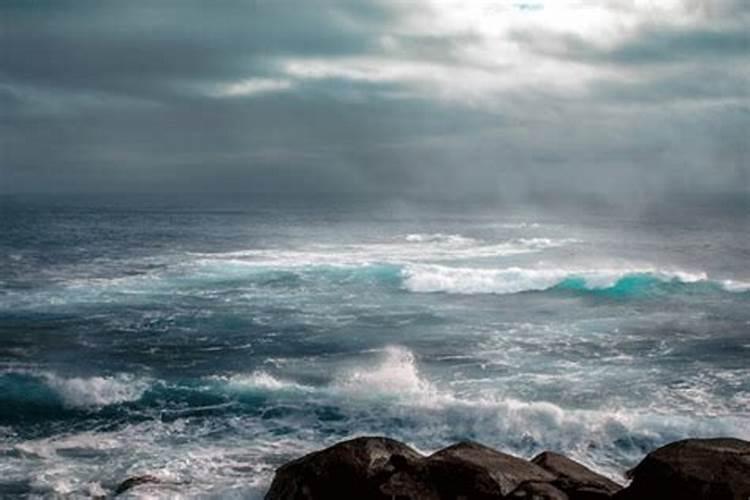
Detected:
left=215, top=78, right=294, bottom=98
left=266, top=0, right=746, bottom=105
left=1, top=0, right=747, bottom=198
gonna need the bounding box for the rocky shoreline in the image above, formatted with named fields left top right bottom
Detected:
left=263, top=436, right=750, bottom=500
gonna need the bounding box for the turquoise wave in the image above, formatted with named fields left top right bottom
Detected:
left=550, top=273, right=733, bottom=298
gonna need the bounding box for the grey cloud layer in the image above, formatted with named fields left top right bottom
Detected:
left=1, top=0, right=748, bottom=203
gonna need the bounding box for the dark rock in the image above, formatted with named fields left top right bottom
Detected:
left=265, top=438, right=563, bottom=500
left=427, top=442, right=556, bottom=499
left=268, top=436, right=750, bottom=500
left=532, top=451, right=622, bottom=499
left=615, top=438, right=750, bottom=500
left=114, top=475, right=161, bottom=496
left=264, top=436, right=436, bottom=500
left=509, top=481, right=569, bottom=499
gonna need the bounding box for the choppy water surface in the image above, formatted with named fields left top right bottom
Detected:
left=1, top=196, right=748, bottom=498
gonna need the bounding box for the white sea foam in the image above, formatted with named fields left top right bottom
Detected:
left=401, top=264, right=711, bottom=295
left=404, top=233, right=476, bottom=244
left=190, top=235, right=574, bottom=269
left=334, top=346, right=448, bottom=405
left=6, top=420, right=281, bottom=499
left=212, top=347, right=450, bottom=406
left=301, top=347, right=748, bottom=477
left=41, top=373, right=150, bottom=408
left=212, top=371, right=313, bottom=393
left=1, top=233, right=579, bottom=309
left=14, top=431, right=122, bottom=460
left=497, top=222, right=542, bottom=229
left=403, top=265, right=566, bottom=294
left=330, top=347, right=749, bottom=477
left=721, top=279, right=750, bottom=292
left=5, top=350, right=750, bottom=497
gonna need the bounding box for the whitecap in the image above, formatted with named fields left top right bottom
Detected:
left=402, top=265, right=570, bottom=294
left=211, top=371, right=314, bottom=393
left=188, top=235, right=574, bottom=270
left=333, top=346, right=453, bottom=407
left=404, top=233, right=476, bottom=245
left=41, top=373, right=150, bottom=408
left=721, top=279, right=750, bottom=292
left=401, top=264, right=713, bottom=295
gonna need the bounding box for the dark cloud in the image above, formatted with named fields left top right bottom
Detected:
left=0, top=0, right=748, bottom=205
left=512, top=24, right=749, bottom=66
left=0, top=0, right=387, bottom=99
left=609, top=26, right=749, bottom=64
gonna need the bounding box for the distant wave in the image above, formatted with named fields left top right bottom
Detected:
left=4, top=264, right=746, bottom=313
left=190, top=234, right=576, bottom=267
left=404, top=233, right=476, bottom=244
left=496, top=222, right=542, bottom=229
left=0, top=233, right=585, bottom=310
left=401, top=264, right=749, bottom=296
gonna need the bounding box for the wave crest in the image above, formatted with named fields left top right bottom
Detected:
left=404, top=233, right=476, bottom=245
left=0, top=371, right=151, bottom=408
left=399, top=264, right=743, bottom=295
left=42, top=373, right=150, bottom=408
left=334, top=346, right=446, bottom=405
left=211, top=371, right=313, bottom=393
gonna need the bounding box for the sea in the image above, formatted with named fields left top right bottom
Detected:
left=1, top=194, right=748, bottom=498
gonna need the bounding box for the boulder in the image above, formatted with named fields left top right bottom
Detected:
left=265, top=438, right=560, bottom=500
left=267, top=436, right=750, bottom=500
left=264, top=436, right=436, bottom=500
left=114, top=475, right=161, bottom=496
left=509, top=481, right=569, bottom=499
left=615, top=438, right=750, bottom=500
left=532, top=451, right=622, bottom=499
left=427, top=442, right=556, bottom=499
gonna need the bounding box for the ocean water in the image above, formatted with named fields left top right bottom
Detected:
left=1, top=195, right=749, bottom=498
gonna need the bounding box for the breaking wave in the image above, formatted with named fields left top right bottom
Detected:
left=189, top=234, right=575, bottom=267
left=41, top=373, right=150, bottom=408
left=404, top=233, right=476, bottom=244
left=333, top=346, right=447, bottom=405
left=210, top=371, right=314, bottom=394
left=401, top=264, right=748, bottom=296
left=0, top=370, right=151, bottom=421
left=3, top=346, right=749, bottom=496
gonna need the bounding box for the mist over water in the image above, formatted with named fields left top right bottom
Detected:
left=0, top=195, right=749, bottom=498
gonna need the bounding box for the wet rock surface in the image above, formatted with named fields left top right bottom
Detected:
left=114, top=474, right=161, bottom=496
left=266, top=437, right=619, bottom=499
left=264, top=436, right=431, bottom=500
left=615, top=438, right=750, bottom=500
left=266, top=436, right=750, bottom=500
left=532, top=451, right=622, bottom=500
left=427, top=442, right=555, bottom=498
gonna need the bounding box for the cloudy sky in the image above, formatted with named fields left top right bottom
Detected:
left=1, top=0, right=748, bottom=202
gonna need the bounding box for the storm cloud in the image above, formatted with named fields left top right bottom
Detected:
left=1, top=0, right=748, bottom=204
